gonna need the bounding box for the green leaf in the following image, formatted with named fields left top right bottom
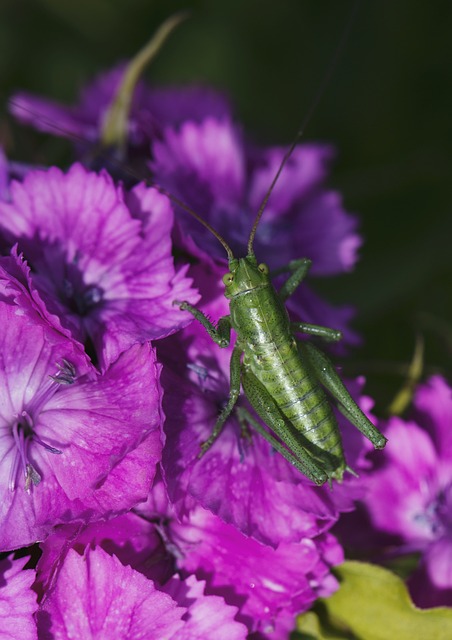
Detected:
left=387, top=333, right=424, bottom=415
left=297, top=561, right=452, bottom=640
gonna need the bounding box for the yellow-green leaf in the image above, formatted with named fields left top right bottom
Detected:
left=298, top=561, right=452, bottom=640
left=101, top=11, right=188, bottom=151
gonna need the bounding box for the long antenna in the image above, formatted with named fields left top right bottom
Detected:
left=247, top=0, right=360, bottom=255
left=8, top=97, right=234, bottom=260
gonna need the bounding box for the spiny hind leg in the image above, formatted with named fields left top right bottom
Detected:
left=198, top=344, right=242, bottom=457
left=301, top=341, right=387, bottom=450
left=241, top=368, right=328, bottom=485
left=236, top=406, right=328, bottom=486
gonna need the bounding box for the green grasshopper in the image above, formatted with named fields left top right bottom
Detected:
left=175, top=198, right=387, bottom=485
left=166, top=6, right=387, bottom=487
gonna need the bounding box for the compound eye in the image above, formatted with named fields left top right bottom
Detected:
left=258, top=263, right=269, bottom=275
left=222, top=272, right=234, bottom=286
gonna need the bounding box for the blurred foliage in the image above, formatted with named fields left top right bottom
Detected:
left=1, top=0, right=451, bottom=411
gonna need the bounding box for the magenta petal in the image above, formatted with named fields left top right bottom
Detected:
left=247, top=144, right=335, bottom=213
left=409, top=536, right=452, bottom=608
left=37, top=547, right=185, bottom=639
left=0, top=248, right=86, bottom=353
left=9, top=92, right=98, bottom=142
left=248, top=144, right=361, bottom=275
left=0, top=300, right=163, bottom=550
left=423, top=536, right=452, bottom=590
left=153, top=118, right=245, bottom=209
left=37, top=512, right=171, bottom=595
left=170, top=506, right=342, bottom=636
left=33, top=343, right=163, bottom=506
left=164, top=574, right=248, bottom=639
left=0, top=555, right=37, bottom=640
left=361, top=418, right=438, bottom=541
left=0, top=163, right=198, bottom=369
left=414, top=375, right=452, bottom=462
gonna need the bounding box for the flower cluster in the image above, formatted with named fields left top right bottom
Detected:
left=3, top=49, right=446, bottom=638
left=335, top=375, right=452, bottom=609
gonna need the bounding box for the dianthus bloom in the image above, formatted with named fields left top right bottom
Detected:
left=36, top=545, right=248, bottom=640
left=0, top=163, right=198, bottom=370
left=336, top=376, right=452, bottom=608
left=158, top=262, right=376, bottom=548
left=31, top=474, right=343, bottom=639
left=0, top=290, right=164, bottom=550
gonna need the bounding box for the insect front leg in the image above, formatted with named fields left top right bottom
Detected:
left=274, top=258, right=312, bottom=302
left=301, top=341, right=387, bottom=450
left=199, top=344, right=242, bottom=456
left=241, top=368, right=329, bottom=485
left=175, top=300, right=231, bottom=347
left=275, top=260, right=342, bottom=340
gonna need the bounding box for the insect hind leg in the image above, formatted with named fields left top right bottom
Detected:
left=241, top=368, right=330, bottom=485
left=198, top=344, right=242, bottom=457
left=302, top=341, right=387, bottom=450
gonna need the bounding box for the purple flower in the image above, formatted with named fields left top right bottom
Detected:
left=10, top=65, right=232, bottom=150
left=36, top=547, right=182, bottom=639
left=35, top=512, right=174, bottom=594
left=0, top=163, right=198, bottom=369
left=168, top=504, right=343, bottom=638
left=336, top=376, right=452, bottom=608
left=35, top=533, right=248, bottom=639
left=154, top=120, right=356, bottom=270
left=152, top=117, right=361, bottom=344
left=28, top=470, right=343, bottom=639
left=0, top=297, right=164, bottom=551
left=0, top=555, right=37, bottom=639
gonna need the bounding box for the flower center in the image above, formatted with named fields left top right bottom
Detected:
left=416, top=481, right=452, bottom=539
left=8, top=360, right=76, bottom=492
left=62, top=275, right=104, bottom=317
left=432, top=482, right=452, bottom=535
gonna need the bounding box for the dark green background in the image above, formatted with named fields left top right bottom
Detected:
left=1, top=0, right=451, bottom=410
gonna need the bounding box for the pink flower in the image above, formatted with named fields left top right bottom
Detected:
left=336, top=376, right=452, bottom=608
left=0, top=298, right=164, bottom=551
left=0, top=163, right=198, bottom=370
left=0, top=555, right=37, bottom=639
left=36, top=542, right=248, bottom=639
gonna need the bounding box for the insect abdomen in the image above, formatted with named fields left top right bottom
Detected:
left=234, top=285, right=345, bottom=474
left=251, top=336, right=344, bottom=465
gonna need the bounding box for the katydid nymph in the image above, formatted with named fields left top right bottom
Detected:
left=168, top=5, right=387, bottom=486
left=174, top=177, right=387, bottom=486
